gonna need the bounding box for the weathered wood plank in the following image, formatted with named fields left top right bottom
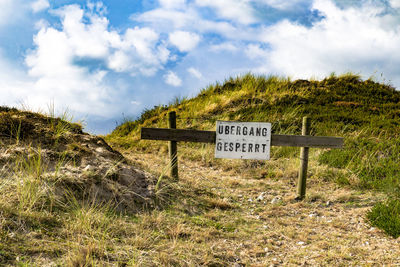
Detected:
left=168, top=111, right=178, bottom=179
left=297, top=117, right=311, bottom=200
left=271, top=134, right=343, bottom=148
left=141, top=128, right=343, bottom=148
left=141, top=128, right=216, bottom=143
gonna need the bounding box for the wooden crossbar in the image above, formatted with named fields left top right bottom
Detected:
left=141, top=128, right=344, bottom=149
left=140, top=114, right=344, bottom=200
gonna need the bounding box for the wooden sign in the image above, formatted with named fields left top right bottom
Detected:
left=140, top=112, right=344, bottom=199
left=141, top=128, right=343, bottom=148
left=215, top=121, right=271, bottom=160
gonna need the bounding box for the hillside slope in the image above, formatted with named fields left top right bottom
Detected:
left=108, top=73, right=400, bottom=193
left=0, top=108, right=156, bottom=265
left=2, top=73, right=398, bottom=265
left=103, top=73, right=400, bottom=265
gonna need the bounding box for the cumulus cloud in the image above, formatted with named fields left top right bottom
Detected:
left=136, top=5, right=257, bottom=42
left=169, top=31, right=200, bottom=52
left=210, top=42, right=238, bottom=52
left=164, top=71, right=182, bottom=86
left=31, top=0, right=50, bottom=13
left=195, top=0, right=257, bottom=25
left=1, top=0, right=49, bottom=26
left=131, top=100, right=141, bottom=106
left=108, top=27, right=170, bottom=76
left=0, top=0, right=16, bottom=26
left=23, top=3, right=174, bottom=116
left=258, top=0, right=308, bottom=10
left=390, top=0, right=400, bottom=9
left=25, top=25, right=112, bottom=115
left=45, top=4, right=170, bottom=76
left=135, top=6, right=196, bottom=30
left=187, top=67, right=202, bottom=79
left=51, top=5, right=111, bottom=58
left=159, top=0, right=186, bottom=9
left=246, top=0, right=400, bottom=86
left=0, top=51, right=33, bottom=106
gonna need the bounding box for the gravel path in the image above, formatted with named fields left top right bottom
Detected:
left=127, top=151, right=400, bottom=266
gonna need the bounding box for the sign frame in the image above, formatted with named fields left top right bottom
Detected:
left=214, top=120, right=272, bottom=160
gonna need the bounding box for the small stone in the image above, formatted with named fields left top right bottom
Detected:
left=308, top=213, right=317, bottom=218
left=83, top=165, right=94, bottom=172
left=248, top=198, right=253, bottom=202
left=257, top=192, right=265, bottom=201
left=326, top=201, right=332, bottom=206
left=95, top=147, right=106, bottom=153
left=271, top=197, right=281, bottom=204
left=297, top=241, right=305, bottom=246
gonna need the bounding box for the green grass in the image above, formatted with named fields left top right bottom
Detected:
left=319, top=137, right=400, bottom=192
left=367, top=199, right=400, bottom=238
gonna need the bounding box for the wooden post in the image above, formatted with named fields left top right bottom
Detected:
left=296, top=116, right=311, bottom=200
left=168, top=111, right=178, bottom=179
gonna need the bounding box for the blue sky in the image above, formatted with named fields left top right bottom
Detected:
left=0, top=0, right=400, bottom=134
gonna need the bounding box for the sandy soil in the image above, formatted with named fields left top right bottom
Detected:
left=127, top=151, right=400, bottom=266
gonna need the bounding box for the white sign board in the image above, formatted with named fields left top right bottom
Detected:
left=215, top=121, right=271, bottom=160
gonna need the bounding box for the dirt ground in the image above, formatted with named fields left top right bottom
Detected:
left=126, top=151, right=400, bottom=266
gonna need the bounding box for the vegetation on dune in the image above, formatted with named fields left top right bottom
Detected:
left=367, top=199, right=400, bottom=238
left=1, top=72, right=400, bottom=265
left=0, top=108, right=155, bottom=265
left=107, top=73, right=400, bottom=239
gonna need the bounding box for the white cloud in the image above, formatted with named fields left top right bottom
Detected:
left=47, top=4, right=170, bottom=77
left=248, top=0, right=400, bottom=86
left=246, top=44, right=268, bottom=59
left=135, top=7, right=195, bottom=29
left=108, top=26, right=170, bottom=76
left=195, top=0, right=257, bottom=25
left=131, top=100, right=141, bottom=106
left=164, top=71, right=182, bottom=86
left=169, top=31, right=200, bottom=52
left=187, top=67, right=202, bottom=79
left=0, top=0, right=15, bottom=26
left=257, top=0, right=307, bottom=10
left=52, top=5, right=111, bottom=58
left=25, top=26, right=113, bottom=115
left=390, top=0, right=400, bottom=9
left=210, top=42, right=238, bottom=52
left=136, top=6, right=257, bottom=42
left=159, top=0, right=186, bottom=9
left=31, top=0, right=49, bottom=13
left=0, top=50, right=34, bottom=106
left=22, top=3, right=174, bottom=117
left=87, top=1, right=107, bottom=15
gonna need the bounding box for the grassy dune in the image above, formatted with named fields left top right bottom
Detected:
left=108, top=73, right=400, bottom=238
left=1, top=73, right=400, bottom=265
